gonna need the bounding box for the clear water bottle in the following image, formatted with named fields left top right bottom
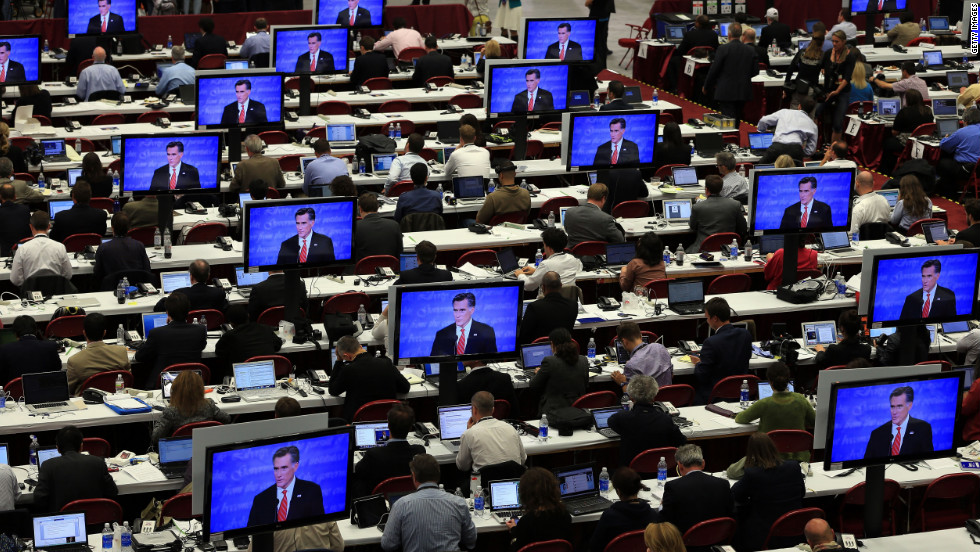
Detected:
left=29, top=435, right=39, bottom=467
left=835, top=272, right=847, bottom=295
left=388, top=125, right=395, bottom=139
left=116, top=279, right=126, bottom=303
left=436, top=182, right=443, bottom=198
left=872, top=102, right=878, bottom=118
left=43, top=39, right=49, bottom=53
left=357, top=304, right=367, bottom=325
left=479, top=22, right=486, bottom=37
left=852, top=231, right=860, bottom=247
left=116, top=324, right=125, bottom=343
left=738, top=164, right=747, bottom=179
left=121, top=522, right=132, bottom=552
left=919, top=18, right=926, bottom=31
left=594, top=93, right=601, bottom=110
left=538, top=414, right=548, bottom=441
left=657, top=457, right=667, bottom=487
left=730, top=239, right=739, bottom=258
left=395, top=123, right=402, bottom=139
left=621, top=391, right=631, bottom=408
left=167, top=35, right=172, bottom=48
left=547, top=211, right=555, bottom=227
left=163, top=228, right=172, bottom=258
left=470, top=470, right=480, bottom=497
left=473, top=485, right=485, bottom=516
left=153, top=227, right=162, bottom=249
left=455, top=487, right=464, bottom=499
left=534, top=248, right=543, bottom=267
left=599, top=467, right=610, bottom=495
left=102, top=523, right=112, bottom=552
left=488, top=179, right=496, bottom=194
left=112, top=169, right=120, bottom=189
left=37, top=172, right=45, bottom=189
left=192, top=318, right=199, bottom=326
left=652, top=88, right=659, bottom=105
left=675, top=244, right=685, bottom=266
left=743, top=240, right=753, bottom=261
left=117, top=39, right=123, bottom=56
left=689, top=140, right=695, bottom=156
left=587, top=337, right=596, bottom=360
left=662, top=246, right=671, bottom=265
left=115, top=374, right=124, bottom=393
left=358, top=158, right=366, bottom=175
left=740, top=379, right=750, bottom=407
left=122, top=276, right=129, bottom=296
left=200, top=314, right=207, bottom=328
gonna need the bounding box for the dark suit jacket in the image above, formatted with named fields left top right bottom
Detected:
left=149, top=163, right=201, bottom=191
left=0, top=201, right=30, bottom=257
left=565, top=203, right=625, bottom=247
left=519, top=292, right=577, bottom=345
left=430, top=320, right=497, bottom=357
left=247, top=274, right=309, bottom=323
left=350, top=51, right=389, bottom=87
left=900, top=286, right=957, bottom=321
left=0, top=60, right=26, bottom=84
left=336, top=7, right=372, bottom=26
left=295, top=50, right=336, bottom=74
left=354, top=440, right=425, bottom=497
left=814, top=338, right=872, bottom=370
left=955, top=223, right=980, bottom=247
left=732, top=461, right=805, bottom=551
left=393, top=264, right=453, bottom=285
left=528, top=355, right=589, bottom=417
left=412, top=51, right=455, bottom=88
left=34, top=451, right=118, bottom=512
left=593, top=139, right=640, bottom=167
left=221, top=100, right=268, bottom=126
left=779, top=200, right=833, bottom=230
left=354, top=214, right=402, bottom=262
left=704, top=40, right=759, bottom=102
left=599, top=98, right=634, bottom=112
left=92, top=236, right=151, bottom=287
left=759, top=21, right=792, bottom=50
left=608, top=403, right=687, bottom=467
left=50, top=204, right=107, bottom=243
left=190, top=33, right=228, bottom=68
left=688, top=195, right=747, bottom=252
left=87, top=12, right=125, bottom=34
left=0, top=336, right=62, bottom=386
left=511, top=88, right=555, bottom=113
left=864, top=417, right=934, bottom=459
left=661, top=470, right=734, bottom=534
left=277, top=231, right=334, bottom=265
left=676, top=27, right=719, bottom=57
left=214, top=322, right=282, bottom=379
left=693, top=324, right=753, bottom=404
left=134, top=322, right=207, bottom=388
left=545, top=40, right=583, bottom=60
left=457, top=367, right=520, bottom=414
left=247, top=478, right=324, bottom=526
left=154, top=282, right=228, bottom=313
left=328, top=352, right=409, bottom=421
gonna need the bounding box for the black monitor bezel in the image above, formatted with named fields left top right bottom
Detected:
left=748, top=166, right=856, bottom=235
left=242, top=196, right=358, bottom=272
left=562, top=108, right=660, bottom=172
left=519, top=17, right=599, bottom=63
left=269, top=24, right=348, bottom=77
left=194, top=69, right=286, bottom=131
left=119, top=132, right=223, bottom=195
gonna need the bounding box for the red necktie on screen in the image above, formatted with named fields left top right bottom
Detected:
left=922, top=291, right=931, bottom=317
left=891, top=426, right=901, bottom=455
left=611, top=144, right=619, bottom=164
left=277, top=489, right=288, bottom=522
left=801, top=206, right=809, bottom=228
left=0, top=65, right=6, bottom=83
left=528, top=94, right=534, bottom=111
left=350, top=11, right=356, bottom=25
left=169, top=169, right=177, bottom=190
left=878, top=0, right=885, bottom=9
left=560, top=45, right=565, bottom=61
left=299, top=238, right=308, bottom=263
left=456, top=330, right=466, bottom=355
left=102, top=17, right=107, bottom=32
left=238, top=104, right=245, bottom=124
left=310, top=56, right=316, bottom=72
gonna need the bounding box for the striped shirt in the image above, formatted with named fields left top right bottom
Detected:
left=380, top=482, right=476, bottom=552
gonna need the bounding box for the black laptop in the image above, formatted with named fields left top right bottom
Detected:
left=157, top=436, right=193, bottom=479
left=667, top=279, right=705, bottom=315
left=436, top=120, right=460, bottom=144
left=553, top=463, right=613, bottom=515
left=694, top=133, right=724, bottom=157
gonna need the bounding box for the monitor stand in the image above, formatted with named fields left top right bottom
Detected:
left=438, top=362, right=458, bottom=405
left=780, top=233, right=800, bottom=286
left=283, top=268, right=302, bottom=327
left=863, top=463, right=885, bottom=537
left=227, top=128, right=242, bottom=164
left=250, top=532, right=273, bottom=552
left=157, top=195, right=174, bottom=248
left=298, top=74, right=312, bottom=116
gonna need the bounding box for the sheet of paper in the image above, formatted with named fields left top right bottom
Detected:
left=122, top=462, right=167, bottom=483
left=107, top=397, right=147, bottom=410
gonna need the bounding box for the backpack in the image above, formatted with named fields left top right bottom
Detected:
left=354, top=134, right=396, bottom=163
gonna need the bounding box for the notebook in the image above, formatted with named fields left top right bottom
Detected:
left=921, top=220, right=948, bottom=244
left=802, top=320, right=838, bottom=349
left=663, top=199, right=692, bottom=223
left=66, top=168, right=83, bottom=187
left=183, top=33, right=202, bottom=50
left=437, top=120, right=461, bottom=143
left=233, top=360, right=280, bottom=402
left=797, top=39, right=811, bottom=52
left=160, top=369, right=203, bottom=400
left=452, top=176, right=485, bottom=200
left=225, top=60, right=249, bottom=70
left=495, top=247, right=520, bottom=278
left=933, top=98, right=957, bottom=117
left=371, top=153, right=397, bottom=176
left=141, top=312, right=168, bottom=337
left=947, top=71, right=969, bottom=89
left=804, top=19, right=820, bottom=34
left=23, top=371, right=78, bottom=413
left=936, top=117, right=959, bottom=138
left=32, top=512, right=88, bottom=552
left=941, top=320, right=971, bottom=334
left=694, top=133, right=724, bottom=157
left=758, top=380, right=795, bottom=399
left=553, top=463, right=612, bottom=515
left=670, top=166, right=699, bottom=187
left=667, top=280, right=704, bottom=315
left=622, top=86, right=644, bottom=105
left=399, top=254, right=419, bottom=271
left=922, top=50, right=944, bottom=69
left=605, top=242, right=636, bottom=266
left=591, top=406, right=626, bottom=438
left=159, top=271, right=191, bottom=293
left=40, top=138, right=69, bottom=162
left=876, top=98, right=900, bottom=120
left=747, top=132, right=773, bottom=154
left=235, top=267, right=270, bottom=295
left=754, top=163, right=775, bottom=170
left=437, top=404, right=471, bottom=452
left=664, top=24, right=686, bottom=43
left=519, top=342, right=552, bottom=370
left=326, top=123, right=357, bottom=147
left=353, top=421, right=391, bottom=450
left=489, top=479, right=523, bottom=521
left=48, top=200, right=73, bottom=218
left=928, top=15, right=952, bottom=34
left=568, top=90, right=591, bottom=108
left=157, top=436, right=193, bottom=478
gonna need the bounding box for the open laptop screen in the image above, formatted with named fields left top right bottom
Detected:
left=37, top=446, right=60, bottom=466
left=158, top=436, right=194, bottom=464
left=605, top=242, right=636, bottom=265
left=23, top=371, right=69, bottom=404
left=326, top=123, right=356, bottom=142
left=33, top=512, right=86, bottom=549
left=663, top=199, right=692, bottom=221
left=758, top=381, right=794, bottom=399
left=141, top=312, right=168, bottom=336
left=671, top=166, right=698, bottom=186
left=520, top=342, right=552, bottom=369
left=353, top=421, right=390, bottom=450
left=160, top=271, right=191, bottom=293
left=802, top=321, right=837, bottom=346
left=877, top=98, right=900, bottom=116
left=748, top=133, right=773, bottom=150
left=233, top=360, right=277, bottom=391
left=554, top=464, right=597, bottom=500
left=667, top=280, right=703, bottom=304
left=489, top=479, right=521, bottom=510
left=437, top=405, right=471, bottom=440
left=591, top=406, right=624, bottom=429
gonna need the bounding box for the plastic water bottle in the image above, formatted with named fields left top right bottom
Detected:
left=488, top=179, right=496, bottom=194
left=689, top=140, right=695, bottom=156
left=358, top=158, right=366, bottom=175
left=739, top=164, right=747, bottom=179
left=121, top=522, right=132, bottom=552
left=852, top=231, right=860, bottom=247
left=37, top=172, right=45, bottom=189
left=454, top=487, right=463, bottom=499
left=192, top=318, right=199, bottom=326
left=657, top=457, right=667, bottom=487
left=538, top=414, right=548, bottom=441
left=199, top=314, right=207, bottom=328
left=395, top=123, right=402, bottom=139
left=662, top=246, right=671, bottom=266
left=115, top=374, right=124, bottom=393
left=470, top=470, right=480, bottom=497
left=547, top=211, right=555, bottom=227
left=599, top=467, right=610, bottom=495
left=102, top=524, right=112, bottom=552
left=872, top=102, right=878, bottom=118
left=388, top=125, right=395, bottom=139
left=740, top=379, right=749, bottom=407
left=594, top=94, right=601, bottom=110
left=153, top=227, right=161, bottom=249
left=116, top=324, right=125, bottom=344
left=520, top=178, right=528, bottom=190
left=743, top=240, right=753, bottom=261
left=730, top=239, right=739, bottom=258
left=43, top=39, right=49, bottom=53
left=357, top=304, right=367, bottom=325
left=473, top=486, right=485, bottom=516
left=112, top=169, right=120, bottom=189
left=167, top=35, right=172, bottom=48
left=436, top=182, right=443, bottom=198
left=587, top=337, right=597, bottom=360
left=479, top=22, right=486, bottom=37
left=116, top=279, right=126, bottom=303
left=122, top=276, right=129, bottom=297
left=920, top=18, right=926, bottom=31
left=652, top=88, right=659, bottom=106
left=534, top=249, right=543, bottom=267
left=29, top=435, right=39, bottom=467
left=163, top=228, right=172, bottom=259
left=675, top=244, right=685, bottom=266
left=835, top=272, right=847, bottom=295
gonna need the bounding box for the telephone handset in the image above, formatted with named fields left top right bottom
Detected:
left=677, top=340, right=700, bottom=354
left=414, top=422, right=438, bottom=438
left=597, top=296, right=620, bottom=310
left=653, top=401, right=680, bottom=416
left=376, top=266, right=395, bottom=278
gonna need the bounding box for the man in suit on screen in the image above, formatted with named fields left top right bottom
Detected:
left=86, top=0, right=125, bottom=34
left=276, top=207, right=335, bottom=265
left=863, top=386, right=933, bottom=459
left=593, top=118, right=640, bottom=166
left=779, top=176, right=833, bottom=230
left=0, top=42, right=27, bottom=84
left=850, top=0, right=900, bottom=12
left=511, top=68, right=555, bottom=113
left=220, top=79, right=268, bottom=126
left=336, top=0, right=372, bottom=27
left=149, top=141, right=201, bottom=191
left=294, top=32, right=335, bottom=75
left=545, top=22, right=583, bottom=61
left=430, top=292, right=497, bottom=357
left=247, top=446, right=324, bottom=526
left=899, top=259, right=958, bottom=321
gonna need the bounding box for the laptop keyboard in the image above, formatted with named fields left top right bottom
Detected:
left=34, top=401, right=68, bottom=409
left=494, top=509, right=523, bottom=520
left=598, top=428, right=619, bottom=438
left=566, top=496, right=612, bottom=515
left=238, top=288, right=252, bottom=298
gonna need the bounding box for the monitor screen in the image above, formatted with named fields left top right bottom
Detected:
left=37, top=446, right=61, bottom=466
left=453, top=176, right=485, bottom=199
left=750, top=168, right=854, bottom=233
left=933, top=98, right=957, bottom=117
left=922, top=221, right=948, bottom=244
left=563, top=110, right=659, bottom=171
left=803, top=321, right=837, bottom=346
left=937, top=117, right=959, bottom=138
left=663, top=199, right=692, bottom=221
left=392, top=281, right=522, bottom=363
left=882, top=17, right=900, bottom=31
left=759, top=234, right=785, bottom=255
left=399, top=254, right=419, bottom=272
left=315, top=0, right=382, bottom=26
left=203, top=427, right=354, bottom=539
left=326, top=123, right=356, bottom=142
left=196, top=70, right=284, bottom=130
left=68, top=0, right=136, bottom=35
left=160, top=271, right=191, bottom=293
left=142, top=312, right=168, bottom=336
left=0, top=36, right=41, bottom=85
left=522, top=18, right=596, bottom=62
left=422, top=362, right=465, bottom=376
left=161, top=369, right=202, bottom=400
left=235, top=266, right=270, bottom=287
left=605, top=242, right=636, bottom=265
left=437, top=404, right=471, bottom=440
left=234, top=360, right=276, bottom=391
left=748, top=132, right=773, bottom=150
left=0, top=444, right=7, bottom=466
left=824, top=372, right=962, bottom=470
left=928, top=16, right=949, bottom=30
left=877, top=188, right=899, bottom=207
left=520, top=342, right=552, bottom=369
left=805, top=19, right=820, bottom=33
left=33, top=513, right=86, bottom=548
left=666, top=25, right=686, bottom=40
left=67, top=168, right=83, bottom=187
left=272, top=26, right=348, bottom=75
left=243, top=197, right=357, bottom=271
left=922, top=50, right=943, bottom=66
left=159, top=436, right=194, bottom=464
left=942, top=320, right=971, bottom=333
left=371, top=153, right=396, bottom=173
left=851, top=0, right=908, bottom=14
left=797, top=39, right=811, bottom=51
left=947, top=71, right=969, bottom=89
left=225, top=60, right=249, bottom=70
left=878, top=98, right=900, bottom=116
left=489, top=479, right=521, bottom=510
left=353, top=421, right=390, bottom=450
left=49, top=200, right=73, bottom=219
left=554, top=463, right=597, bottom=500
left=867, top=249, right=980, bottom=326
left=120, top=134, right=222, bottom=194
left=486, top=61, right=570, bottom=116
left=758, top=381, right=794, bottom=400
left=41, top=139, right=65, bottom=157
left=671, top=166, right=698, bottom=186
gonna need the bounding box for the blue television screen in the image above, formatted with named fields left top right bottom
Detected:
left=244, top=198, right=356, bottom=270
left=272, top=27, right=348, bottom=75
left=566, top=111, right=658, bottom=170
left=750, top=168, right=854, bottom=233
left=849, top=0, right=908, bottom=14
left=487, top=63, right=569, bottom=115
left=316, top=0, right=383, bottom=26
left=523, top=19, right=596, bottom=61
left=120, top=135, right=221, bottom=193
left=196, top=72, right=283, bottom=129
left=68, top=0, right=137, bottom=34
left=0, top=36, right=41, bottom=85
left=868, top=250, right=980, bottom=326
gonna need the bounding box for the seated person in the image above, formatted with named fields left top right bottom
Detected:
left=50, top=181, right=107, bottom=242
left=66, top=313, right=131, bottom=395
left=619, top=232, right=667, bottom=292
left=134, top=292, right=207, bottom=389
left=456, top=391, right=526, bottom=472
left=150, top=370, right=230, bottom=444
left=329, top=335, right=410, bottom=421
left=814, top=309, right=871, bottom=369
left=528, top=328, right=589, bottom=417
left=564, top=183, right=625, bottom=247
left=660, top=444, right=734, bottom=534
left=515, top=228, right=582, bottom=295
left=393, top=163, right=442, bottom=222
left=891, top=175, right=932, bottom=232
left=687, top=175, right=747, bottom=253
left=386, top=134, right=429, bottom=193
left=443, top=124, right=490, bottom=178
left=610, top=321, right=672, bottom=388
left=589, top=468, right=660, bottom=552
left=763, top=237, right=819, bottom=290
left=504, top=468, right=571, bottom=551
left=731, top=433, right=805, bottom=551
left=691, top=297, right=753, bottom=404
left=354, top=403, right=425, bottom=497
left=10, top=211, right=72, bottom=288
left=457, top=362, right=520, bottom=415
left=154, top=259, right=228, bottom=313
left=393, top=240, right=452, bottom=286
left=92, top=213, right=152, bottom=288
left=0, top=315, right=61, bottom=384
left=247, top=269, right=309, bottom=324
left=518, top=271, right=577, bottom=345
left=34, top=425, right=118, bottom=511
left=607, top=375, right=687, bottom=466
left=213, top=304, right=282, bottom=380
left=475, top=161, right=530, bottom=225
left=354, top=193, right=403, bottom=261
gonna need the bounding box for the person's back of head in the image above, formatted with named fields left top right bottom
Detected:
left=901, top=60, right=917, bottom=76
left=165, top=291, right=191, bottom=323
left=644, top=522, right=687, bottom=552
left=541, top=270, right=562, bottom=294
left=838, top=308, right=861, bottom=339
left=393, top=17, right=407, bottom=30
left=744, top=431, right=782, bottom=469
left=765, top=362, right=791, bottom=392
left=0, top=182, right=13, bottom=203
left=0, top=157, right=14, bottom=179
left=899, top=11, right=914, bottom=23
left=388, top=403, right=415, bottom=439
left=415, top=240, right=437, bottom=265
left=274, top=396, right=301, bottom=418
left=56, top=425, right=84, bottom=454
left=774, top=154, right=795, bottom=168
left=424, top=35, right=438, bottom=50
left=804, top=519, right=836, bottom=548
left=832, top=140, right=848, bottom=160
left=674, top=443, right=705, bottom=469
left=611, top=467, right=642, bottom=499
left=336, top=334, right=362, bottom=359
left=226, top=304, right=249, bottom=327
left=360, top=35, right=375, bottom=51
left=253, top=17, right=267, bottom=31
left=518, top=467, right=564, bottom=514
left=31, top=211, right=51, bottom=233
left=540, top=227, right=568, bottom=254
left=965, top=198, right=980, bottom=223
left=728, top=22, right=742, bottom=40
left=800, top=96, right=817, bottom=117
left=608, top=80, right=624, bottom=99
left=715, top=151, right=736, bottom=173
left=244, top=134, right=263, bottom=156
left=171, top=45, right=185, bottom=62
left=460, top=124, right=477, bottom=144
left=330, top=175, right=357, bottom=197
left=964, top=106, right=980, bottom=126
left=410, top=162, right=428, bottom=188
left=358, top=192, right=379, bottom=214
left=696, top=14, right=710, bottom=28
left=312, top=139, right=330, bottom=156
left=189, top=259, right=210, bottom=284
left=549, top=327, right=579, bottom=366
left=110, top=212, right=130, bottom=237
left=248, top=178, right=269, bottom=200
left=409, top=453, right=440, bottom=485
left=704, top=297, right=731, bottom=322
left=586, top=182, right=609, bottom=203
left=406, top=132, right=424, bottom=155
left=704, top=174, right=723, bottom=195
left=83, top=312, right=107, bottom=342
left=472, top=390, right=494, bottom=416
left=12, top=315, right=37, bottom=338
left=199, top=16, right=215, bottom=34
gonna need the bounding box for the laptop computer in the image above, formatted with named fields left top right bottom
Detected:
left=694, top=133, right=724, bottom=157
left=177, top=83, right=195, bottom=105
left=664, top=24, right=686, bottom=44
left=797, top=39, right=811, bottom=52
left=399, top=254, right=419, bottom=272
left=559, top=206, right=573, bottom=228
left=802, top=320, right=838, bottom=352
left=936, top=117, right=960, bottom=138
left=803, top=161, right=822, bottom=167
left=347, top=58, right=356, bottom=73
left=587, top=171, right=598, bottom=186
left=495, top=247, right=520, bottom=278
left=141, top=312, right=168, bottom=337
left=452, top=176, right=485, bottom=202
left=24, top=371, right=78, bottom=414
left=882, top=17, right=900, bottom=31
left=758, top=380, right=795, bottom=399
left=437, top=120, right=461, bottom=143
left=567, top=90, right=592, bottom=108
left=942, top=320, right=972, bottom=334
left=160, top=369, right=203, bottom=401
left=613, top=335, right=650, bottom=362
left=159, top=271, right=191, bottom=294
left=66, top=168, right=83, bottom=187
left=933, top=98, right=958, bottom=117
left=110, top=135, right=122, bottom=155
left=876, top=98, right=901, bottom=120
left=518, top=342, right=552, bottom=370
left=804, top=19, right=820, bottom=34
left=0, top=443, right=7, bottom=466
left=922, top=220, right=949, bottom=243
left=747, top=132, right=773, bottom=154
left=553, top=463, right=613, bottom=515
left=299, top=156, right=316, bottom=175
left=488, top=478, right=523, bottom=522
left=754, top=163, right=775, bottom=170
left=947, top=70, right=969, bottom=89
left=877, top=188, right=900, bottom=207
left=821, top=231, right=858, bottom=255
left=235, top=266, right=270, bottom=287
left=717, top=22, right=730, bottom=38
left=40, top=138, right=70, bottom=162
left=928, top=15, right=952, bottom=34
left=437, top=146, right=456, bottom=164
left=423, top=362, right=466, bottom=385
left=157, top=436, right=193, bottom=479
left=591, top=406, right=626, bottom=438
left=667, top=280, right=704, bottom=315
left=622, top=86, right=644, bottom=105
left=353, top=421, right=391, bottom=450
left=670, top=166, right=700, bottom=187
left=225, top=60, right=249, bottom=70
left=922, top=50, right=944, bottom=69
left=49, top=200, right=73, bottom=219
left=663, top=199, right=692, bottom=224
left=37, top=445, right=61, bottom=466
left=233, top=359, right=281, bottom=402
left=32, top=512, right=89, bottom=552
left=326, top=123, right=357, bottom=148
left=605, top=242, right=636, bottom=267
left=371, top=153, right=397, bottom=176
left=183, top=33, right=202, bottom=50
left=437, top=404, right=470, bottom=452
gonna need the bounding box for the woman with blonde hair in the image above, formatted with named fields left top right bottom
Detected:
left=773, top=154, right=796, bottom=168
left=150, top=371, right=230, bottom=444
left=849, top=59, right=873, bottom=103
left=476, top=39, right=502, bottom=76
left=643, top=522, right=687, bottom=552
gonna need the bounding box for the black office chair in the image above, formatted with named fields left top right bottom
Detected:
left=249, top=53, right=270, bottom=68
left=399, top=212, right=446, bottom=232
left=21, top=270, right=78, bottom=298
left=87, top=90, right=122, bottom=102
left=859, top=222, right=890, bottom=241
left=480, top=461, right=526, bottom=488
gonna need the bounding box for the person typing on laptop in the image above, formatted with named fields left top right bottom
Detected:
left=443, top=125, right=491, bottom=179
left=660, top=444, right=733, bottom=534
left=589, top=468, right=661, bottom=552
left=354, top=403, right=425, bottom=498
left=618, top=232, right=666, bottom=292
left=564, top=183, right=625, bottom=248
left=874, top=61, right=930, bottom=107
left=515, top=228, right=582, bottom=296
left=715, top=151, right=749, bottom=202
left=0, top=315, right=61, bottom=384
left=92, top=213, right=151, bottom=288
left=607, top=375, right=686, bottom=466
left=610, top=322, right=672, bottom=389
left=814, top=309, right=871, bottom=370
left=849, top=171, right=891, bottom=235
left=456, top=391, right=526, bottom=474
left=303, top=139, right=348, bottom=197
left=686, top=175, right=747, bottom=253
left=387, top=134, right=429, bottom=194
left=518, top=271, right=577, bottom=345
left=10, top=211, right=73, bottom=289
left=475, top=161, right=530, bottom=225
left=528, top=328, right=589, bottom=417
left=134, top=292, right=207, bottom=389
left=504, top=468, right=571, bottom=550
left=66, top=313, right=130, bottom=396
left=329, top=335, right=410, bottom=422
left=150, top=371, right=229, bottom=444
left=34, top=426, right=117, bottom=511
left=756, top=96, right=818, bottom=165
left=393, top=163, right=442, bottom=222
left=690, top=298, right=753, bottom=404
left=154, top=259, right=229, bottom=314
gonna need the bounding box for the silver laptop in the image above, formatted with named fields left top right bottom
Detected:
left=437, top=404, right=470, bottom=452
left=233, top=360, right=280, bottom=402
left=160, top=271, right=191, bottom=294
left=877, top=98, right=901, bottom=120
left=670, top=166, right=700, bottom=188
left=489, top=478, right=523, bottom=522
left=821, top=231, right=859, bottom=256
left=326, top=123, right=357, bottom=148
left=758, top=380, right=794, bottom=400
left=160, top=369, right=203, bottom=401
left=371, top=153, right=397, bottom=176
left=801, top=320, right=837, bottom=352
left=299, top=156, right=316, bottom=175
left=32, top=512, right=89, bottom=552
left=591, top=405, right=626, bottom=438
left=235, top=266, right=270, bottom=298
left=663, top=199, right=692, bottom=224
left=24, top=371, right=78, bottom=413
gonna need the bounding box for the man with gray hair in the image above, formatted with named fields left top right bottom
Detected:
left=661, top=443, right=733, bottom=533
left=715, top=151, right=748, bottom=201
left=76, top=46, right=124, bottom=101
left=607, top=375, right=686, bottom=466
left=0, top=158, right=41, bottom=204
left=231, top=134, right=286, bottom=193
left=703, top=21, right=758, bottom=128
left=456, top=391, right=526, bottom=472
left=850, top=170, right=890, bottom=234
left=156, top=45, right=194, bottom=96
left=328, top=335, right=410, bottom=422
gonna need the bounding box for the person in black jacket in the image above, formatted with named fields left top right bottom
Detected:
left=815, top=309, right=871, bottom=369
left=190, top=17, right=228, bottom=68
left=703, top=23, right=758, bottom=128
left=0, top=315, right=61, bottom=385
left=607, top=375, right=687, bottom=466
left=660, top=444, right=734, bottom=535
left=528, top=328, right=589, bottom=417
left=50, top=181, right=107, bottom=243
left=589, top=468, right=660, bottom=552
left=880, top=88, right=934, bottom=175
left=350, top=36, right=389, bottom=88
left=134, top=292, right=207, bottom=388
left=154, top=260, right=228, bottom=314
left=13, top=85, right=52, bottom=120
left=731, top=432, right=805, bottom=551
left=214, top=305, right=282, bottom=382
left=412, top=35, right=454, bottom=88
left=393, top=240, right=452, bottom=285
left=652, top=122, right=691, bottom=171
left=505, top=468, right=571, bottom=551
left=954, top=199, right=980, bottom=247
left=599, top=81, right=634, bottom=112
left=518, top=272, right=576, bottom=344
left=354, top=403, right=425, bottom=497
left=666, top=15, right=718, bottom=91
left=34, top=426, right=117, bottom=512
left=354, top=193, right=403, bottom=263
left=759, top=7, right=792, bottom=50
left=457, top=365, right=520, bottom=416
left=0, top=183, right=30, bottom=257
left=329, top=335, right=410, bottom=421
left=691, top=297, right=753, bottom=404
left=247, top=271, right=309, bottom=324
left=92, top=213, right=151, bottom=290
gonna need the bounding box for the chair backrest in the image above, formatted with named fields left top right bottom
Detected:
left=363, top=77, right=393, bottom=90
left=265, top=187, right=282, bottom=199
left=906, top=217, right=944, bottom=237
left=570, top=241, right=607, bottom=257
left=859, top=221, right=889, bottom=241
left=354, top=399, right=403, bottom=422
left=197, top=53, right=227, bottom=69
left=709, top=375, right=759, bottom=403
left=539, top=197, right=579, bottom=216
left=492, top=399, right=511, bottom=419
left=60, top=498, right=122, bottom=527
left=489, top=210, right=529, bottom=225
left=63, top=233, right=102, bottom=253
left=257, top=306, right=287, bottom=327
left=160, top=493, right=196, bottom=521
left=81, top=437, right=111, bottom=458
left=322, top=291, right=371, bottom=315
left=766, top=429, right=814, bottom=455
left=449, top=94, right=483, bottom=109
left=524, top=140, right=545, bottom=159
left=371, top=475, right=415, bottom=500
left=91, top=112, right=124, bottom=124
left=839, top=479, right=901, bottom=536
left=426, top=76, right=454, bottom=87
left=397, top=47, right=426, bottom=62
left=456, top=249, right=498, bottom=268
left=516, top=539, right=573, bottom=552
left=644, top=278, right=669, bottom=299
left=907, top=36, right=935, bottom=46
left=571, top=390, right=619, bottom=409
left=700, top=232, right=740, bottom=253
left=629, top=447, right=678, bottom=476
left=385, top=181, right=415, bottom=198
left=654, top=384, right=695, bottom=407
left=846, top=101, right=874, bottom=115
left=90, top=198, right=114, bottom=211
left=258, top=130, right=290, bottom=145
left=317, top=101, right=352, bottom=115
left=4, top=378, right=22, bottom=400
left=683, top=517, right=737, bottom=547
left=80, top=370, right=133, bottom=393
left=136, top=110, right=170, bottom=124
left=919, top=472, right=980, bottom=531
left=173, top=420, right=222, bottom=437
left=278, top=154, right=304, bottom=172
left=187, top=310, right=224, bottom=330
left=480, top=460, right=526, bottom=488
left=77, top=58, right=94, bottom=76
left=44, top=315, right=86, bottom=339
left=164, top=362, right=212, bottom=385
left=910, top=122, right=936, bottom=137
left=707, top=273, right=752, bottom=294
left=603, top=529, right=645, bottom=552
left=245, top=355, right=293, bottom=379
left=183, top=222, right=228, bottom=244
left=400, top=212, right=446, bottom=232
left=127, top=226, right=157, bottom=246
left=356, top=255, right=399, bottom=275
left=764, top=507, right=825, bottom=549
left=611, top=200, right=651, bottom=218
left=378, top=99, right=411, bottom=113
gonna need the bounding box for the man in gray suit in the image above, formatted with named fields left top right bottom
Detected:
left=702, top=22, right=758, bottom=128
left=687, top=175, right=747, bottom=252
left=564, top=183, right=625, bottom=248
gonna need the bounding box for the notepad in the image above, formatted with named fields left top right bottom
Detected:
left=122, top=462, right=167, bottom=483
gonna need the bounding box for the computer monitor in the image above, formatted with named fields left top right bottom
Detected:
left=0, top=36, right=41, bottom=85
left=947, top=71, right=969, bottom=89
left=66, top=168, right=83, bottom=187
left=195, top=70, right=284, bottom=130
left=749, top=167, right=855, bottom=234
left=665, top=25, right=686, bottom=41
left=797, top=39, right=811, bottom=51
left=0, top=444, right=7, bottom=466
left=352, top=421, right=390, bottom=450
left=942, top=320, right=972, bottom=333
left=932, top=98, right=957, bottom=117
left=315, top=0, right=382, bottom=26
left=437, top=404, right=471, bottom=440
left=141, top=312, right=168, bottom=336
left=882, top=17, right=900, bottom=31
left=159, top=436, right=194, bottom=464
left=928, top=16, right=949, bottom=31
left=877, top=188, right=899, bottom=207
left=160, top=271, right=191, bottom=293
left=161, top=369, right=203, bottom=400
left=390, top=280, right=523, bottom=364
left=370, top=153, right=396, bottom=174
left=520, top=18, right=597, bottom=62
left=567, top=90, right=591, bottom=108
left=452, top=176, right=485, bottom=199
left=520, top=342, right=552, bottom=369
left=422, top=362, right=465, bottom=376
left=877, top=98, right=900, bottom=117
left=754, top=163, right=775, bottom=170
left=605, top=242, right=636, bottom=265
left=802, top=321, right=838, bottom=347
left=325, top=123, right=356, bottom=144
left=824, top=371, right=962, bottom=470
left=120, top=134, right=222, bottom=194
left=922, top=50, right=944, bottom=68
left=235, top=266, right=270, bottom=287
left=225, top=60, right=249, bottom=70
left=37, top=446, right=60, bottom=466
left=485, top=60, right=570, bottom=117
left=851, top=0, right=907, bottom=14
left=271, top=25, right=348, bottom=75
left=48, top=200, right=73, bottom=219
left=32, top=512, right=86, bottom=549
left=921, top=220, right=948, bottom=244
left=804, top=19, right=820, bottom=33
left=561, top=109, right=659, bottom=171
left=758, top=381, right=794, bottom=400
left=937, top=117, right=960, bottom=138
left=68, top=0, right=137, bottom=36
left=662, top=199, right=692, bottom=222
left=748, top=132, right=774, bottom=151
left=202, top=426, right=354, bottom=539
left=671, top=166, right=698, bottom=186
left=242, top=197, right=357, bottom=271
left=399, top=253, right=419, bottom=272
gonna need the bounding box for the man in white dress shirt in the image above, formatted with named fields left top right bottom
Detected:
left=11, top=211, right=73, bottom=288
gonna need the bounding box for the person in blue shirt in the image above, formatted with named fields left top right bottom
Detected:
left=938, top=106, right=980, bottom=197
left=156, top=46, right=195, bottom=97
left=394, top=163, right=442, bottom=222
left=303, top=139, right=348, bottom=196
left=238, top=18, right=270, bottom=61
